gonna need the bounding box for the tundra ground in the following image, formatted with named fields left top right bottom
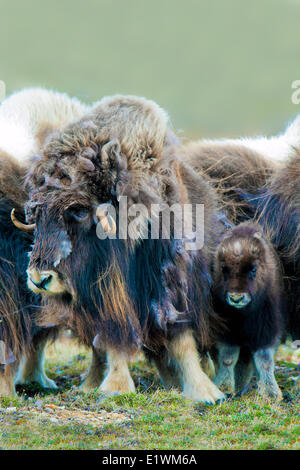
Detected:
left=0, top=335, right=299, bottom=450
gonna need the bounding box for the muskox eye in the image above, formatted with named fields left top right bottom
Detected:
left=65, top=205, right=90, bottom=222
left=221, top=264, right=229, bottom=279
left=249, top=264, right=257, bottom=279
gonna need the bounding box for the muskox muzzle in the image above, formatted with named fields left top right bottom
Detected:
left=27, top=267, right=67, bottom=295
left=226, top=292, right=251, bottom=309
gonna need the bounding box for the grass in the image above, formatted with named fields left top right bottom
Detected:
left=0, top=335, right=299, bottom=450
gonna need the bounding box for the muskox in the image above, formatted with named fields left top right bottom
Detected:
left=212, top=222, right=284, bottom=400
left=178, top=141, right=275, bottom=224
left=18, top=95, right=225, bottom=403
left=0, top=87, right=89, bottom=396
left=253, top=152, right=300, bottom=342
left=183, top=137, right=300, bottom=341
left=178, top=126, right=300, bottom=371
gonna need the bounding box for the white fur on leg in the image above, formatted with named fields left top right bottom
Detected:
left=15, top=346, right=57, bottom=390
left=169, top=330, right=225, bottom=404
left=99, top=349, right=136, bottom=395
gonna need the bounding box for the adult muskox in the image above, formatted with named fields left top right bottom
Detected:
left=0, top=87, right=89, bottom=395
left=253, top=152, right=300, bottom=342
left=178, top=141, right=275, bottom=224
left=18, top=95, right=225, bottom=403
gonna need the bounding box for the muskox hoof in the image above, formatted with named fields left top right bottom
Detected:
left=79, top=381, right=97, bottom=393
left=183, top=380, right=226, bottom=405
left=15, top=372, right=58, bottom=390
left=213, top=374, right=235, bottom=394
left=257, top=383, right=283, bottom=401
left=39, top=376, right=58, bottom=390
left=99, top=373, right=136, bottom=395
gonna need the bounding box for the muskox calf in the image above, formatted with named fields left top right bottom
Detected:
left=212, top=222, right=283, bottom=400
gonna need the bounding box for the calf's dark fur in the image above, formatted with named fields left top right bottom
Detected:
left=212, top=221, right=284, bottom=400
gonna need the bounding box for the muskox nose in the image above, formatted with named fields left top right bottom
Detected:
left=226, top=292, right=251, bottom=308
left=27, top=268, right=66, bottom=295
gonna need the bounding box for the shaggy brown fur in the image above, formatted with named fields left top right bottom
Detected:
left=0, top=87, right=88, bottom=396
left=0, top=151, right=59, bottom=395
left=253, top=151, right=300, bottom=341
left=181, top=140, right=300, bottom=341
left=0, top=151, right=27, bottom=205
left=24, top=95, right=225, bottom=403
left=178, top=141, right=274, bottom=224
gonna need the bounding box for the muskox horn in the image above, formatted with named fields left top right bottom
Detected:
left=11, top=208, right=36, bottom=232
left=96, top=205, right=117, bottom=236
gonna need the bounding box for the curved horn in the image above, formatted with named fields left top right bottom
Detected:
left=11, top=208, right=36, bottom=232
left=96, top=205, right=117, bottom=236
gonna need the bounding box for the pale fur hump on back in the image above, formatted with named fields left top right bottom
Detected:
left=197, top=114, right=300, bottom=166
left=89, top=94, right=173, bottom=170
left=0, top=88, right=90, bottom=167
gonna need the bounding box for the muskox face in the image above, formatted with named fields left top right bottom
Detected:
left=214, top=227, right=266, bottom=310
left=25, top=191, right=110, bottom=299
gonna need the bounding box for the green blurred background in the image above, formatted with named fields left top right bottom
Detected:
left=0, top=0, right=299, bottom=138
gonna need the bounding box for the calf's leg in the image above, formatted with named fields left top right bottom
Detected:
left=234, top=350, right=254, bottom=394
left=253, top=347, right=282, bottom=401
left=213, top=343, right=240, bottom=393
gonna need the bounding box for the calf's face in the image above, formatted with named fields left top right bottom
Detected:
left=214, top=231, right=265, bottom=309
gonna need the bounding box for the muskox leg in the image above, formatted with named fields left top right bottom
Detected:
left=168, top=329, right=225, bottom=404
left=234, top=349, right=254, bottom=394
left=0, top=362, right=18, bottom=397
left=253, top=347, right=282, bottom=401
left=15, top=329, right=57, bottom=389
left=213, top=343, right=240, bottom=393
left=99, top=348, right=136, bottom=394
left=145, top=349, right=182, bottom=389
left=80, top=346, right=106, bottom=392
left=201, top=352, right=216, bottom=380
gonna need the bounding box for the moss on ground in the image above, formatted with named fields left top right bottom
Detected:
left=0, top=337, right=299, bottom=450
